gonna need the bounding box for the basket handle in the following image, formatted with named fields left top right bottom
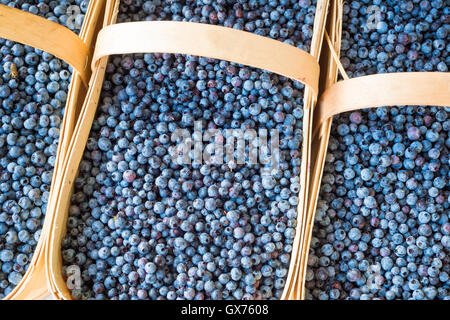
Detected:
left=0, top=4, right=90, bottom=85
left=314, top=72, right=450, bottom=134
left=91, top=21, right=320, bottom=95
left=314, top=32, right=450, bottom=134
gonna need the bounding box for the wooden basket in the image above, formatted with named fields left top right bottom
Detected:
left=302, top=0, right=450, bottom=300
left=6, top=0, right=448, bottom=300
left=0, top=0, right=107, bottom=300
left=45, top=0, right=331, bottom=300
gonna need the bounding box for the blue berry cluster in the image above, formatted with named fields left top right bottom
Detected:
left=0, top=0, right=89, bottom=298
left=340, top=0, right=448, bottom=77
left=306, top=0, right=449, bottom=300
left=61, top=0, right=318, bottom=300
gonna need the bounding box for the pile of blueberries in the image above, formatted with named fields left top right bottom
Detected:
left=305, top=1, right=449, bottom=300
left=0, top=0, right=90, bottom=298
left=61, top=0, right=318, bottom=300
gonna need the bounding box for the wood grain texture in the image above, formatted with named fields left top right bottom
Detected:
left=92, top=20, right=320, bottom=95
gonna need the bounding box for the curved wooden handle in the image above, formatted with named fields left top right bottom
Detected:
left=0, top=4, right=90, bottom=85
left=315, top=72, right=450, bottom=133
left=92, top=21, right=320, bottom=95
